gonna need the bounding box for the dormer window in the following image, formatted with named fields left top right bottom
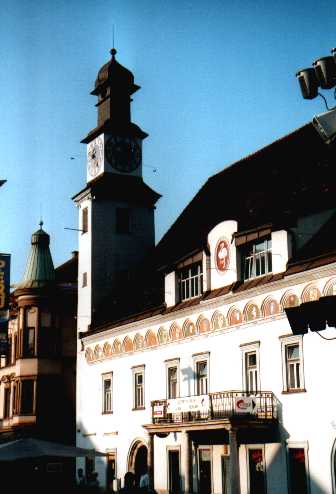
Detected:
left=241, top=238, right=272, bottom=280
left=178, top=262, right=203, bottom=301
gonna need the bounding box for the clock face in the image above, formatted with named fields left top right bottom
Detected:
left=105, top=136, right=141, bottom=173
left=87, top=136, right=104, bottom=178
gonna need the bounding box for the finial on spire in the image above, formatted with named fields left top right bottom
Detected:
left=39, top=220, right=44, bottom=229
left=110, top=48, right=117, bottom=59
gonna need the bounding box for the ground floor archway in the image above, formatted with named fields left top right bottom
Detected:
left=127, top=439, right=148, bottom=487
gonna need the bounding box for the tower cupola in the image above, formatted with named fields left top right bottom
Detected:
left=90, top=49, right=140, bottom=129
left=16, top=222, right=55, bottom=290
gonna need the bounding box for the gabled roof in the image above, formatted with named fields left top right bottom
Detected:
left=155, top=123, right=336, bottom=270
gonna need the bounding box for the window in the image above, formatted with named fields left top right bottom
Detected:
left=196, top=361, right=208, bottom=395
left=20, top=379, right=35, bottom=414
left=116, top=208, right=131, bottom=234
left=82, top=272, right=88, bottom=287
left=287, top=444, right=309, bottom=494
left=23, top=327, right=35, bottom=357
left=82, top=207, right=88, bottom=233
left=242, top=238, right=272, bottom=280
left=3, top=387, right=11, bottom=418
left=246, top=352, right=258, bottom=393
left=281, top=336, right=305, bottom=392
left=102, top=373, right=112, bottom=413
left=240, top=342, right=260, bottom=393
left=193, top=353, right=210, bottom=395
left=12, top=382, right=17, bottom=415
left=166, top=360, right=180, bottom=399
left=133, top=366, right=145, bottom=409
left=178, top=262, right=203, bottom=301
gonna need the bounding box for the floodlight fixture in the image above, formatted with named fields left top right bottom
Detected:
left=296, top=68, right=319, bottom=99
left=312, top=56, right=336, bottom=89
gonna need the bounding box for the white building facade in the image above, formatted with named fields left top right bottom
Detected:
left=75, top=49, right=336, bottom=494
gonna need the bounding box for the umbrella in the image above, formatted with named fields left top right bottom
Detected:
left=0, top=438, right=106, bottom=461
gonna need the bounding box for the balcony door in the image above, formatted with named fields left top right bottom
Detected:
left=198, top=448, right=212, bottom=494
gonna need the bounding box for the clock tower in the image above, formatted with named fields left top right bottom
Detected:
left=73, top=49, right=161, bottom=332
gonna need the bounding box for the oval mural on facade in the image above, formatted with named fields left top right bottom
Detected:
left=301, top=284, right=321, bottom=303
left=103, top=342, right=112, bottom=357
left=197, top=315, right=211, bottom=333
left=244, top=302, right=260, bottom=322
left=211, top=310, right=226, bottom=330
left=228, top=307, right=243, bottom=326
left=113, top=339, right=121, bottom=354
left=85, top=347, right=94, bottom=363
left=281, top=291, right=300, bottom=309
left=324, top=278, right=336, bottom=296
left=94, top=345, right=102, bottom=360
left=133, top=333, right=144, bottom=351
left=145, top=330, right=158, bottom=347
left=122, top=336, right=133, bottom=353
left=262, top=297, right=280, bottom=317
left=215, top=237, right=230, bottom=273
left=170, top=323, right=183, bottom=341
left=157, top=327, right=169, bottom=345
left=183, top=319, right=197, bottom=337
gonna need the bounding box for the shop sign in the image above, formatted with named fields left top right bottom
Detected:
left=167, top=395, right=209, bottom=414
left=235, top=396, right=256, bottom=414
left=0, top=254, right=10, bottom=325
left=153, top=405, right=164, bottom=418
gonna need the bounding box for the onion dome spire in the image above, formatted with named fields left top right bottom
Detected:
left=17, top=222, right=55, bottom=289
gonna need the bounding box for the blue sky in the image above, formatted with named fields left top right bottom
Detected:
left=1, top=0, right=336, bottom=283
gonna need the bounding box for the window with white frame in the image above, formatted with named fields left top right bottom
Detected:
left=102, top=373, right=112, bottom=414
left=241, top=238, right=272, bottom=280
left=132, top=366, right=145, bottom=409
left=178, top=262, right=203, bottom=301
left=287, top=442, right=309, bottom=494
left=280, top=336, right=305, bottom=392
left=240, top=342, right=260, bottom=394
left=165, top=359, right=180, bottom=399
left=193, top=353, right=209, bottom=395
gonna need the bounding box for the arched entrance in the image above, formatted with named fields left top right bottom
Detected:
left=332, top=438, right=336, bottom=493
left=128, top=440, right=148, bottom=487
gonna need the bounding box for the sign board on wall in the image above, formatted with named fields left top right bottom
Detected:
left=235, top=396, right=257, bottom=414
left=0, top=254, right=10, bottom=351
left=167, top=395, right=209, bottom=414
left=0, top=254, right=10, bottom=324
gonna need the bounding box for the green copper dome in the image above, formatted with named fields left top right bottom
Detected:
left=17, top=222, right=55, bottom=289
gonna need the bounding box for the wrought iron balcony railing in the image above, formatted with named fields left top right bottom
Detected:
left=151, top=390, right=278, bottom=425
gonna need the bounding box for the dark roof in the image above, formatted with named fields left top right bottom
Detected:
left=288, top=211, right=336, bottom=265
left=72, top=174, right=161, bottom=206
left=55, top=252, right=78, bottom=284
left=155, top=123, right=336, bottom=270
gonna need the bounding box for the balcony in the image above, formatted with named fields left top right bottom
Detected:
left=151, top=391, right=278, bottom=427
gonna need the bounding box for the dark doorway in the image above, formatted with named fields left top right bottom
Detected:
left=198, top=448, right=212, bottom=494
left=134, top=445, right=148, bottom=487
left=288, top=448, right=308, bottom=494
left=168, top=449, right=180, bottom=494
left=221, top=455, right=229, bottom=494
left=248, top=448, right=266, bottom=494
left=106, top=452, right=117, bottom=492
